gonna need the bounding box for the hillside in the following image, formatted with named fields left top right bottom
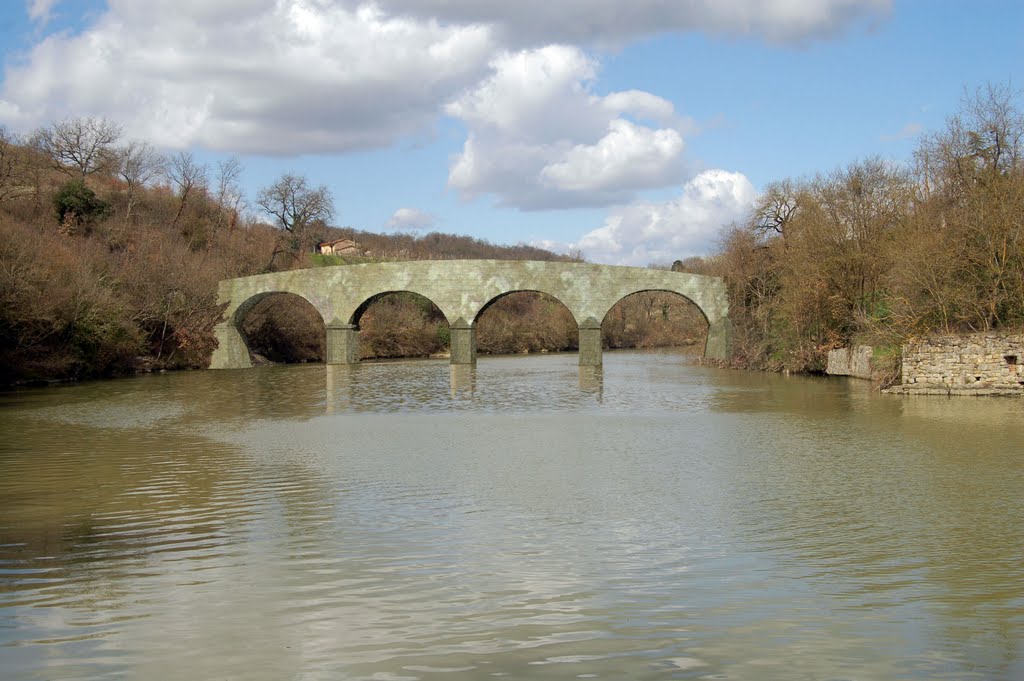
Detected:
left=0, top=127, right=569, bottom=383
left=0, top=127, right=704, bottom=384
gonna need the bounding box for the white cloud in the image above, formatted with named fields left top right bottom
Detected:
left=540, top=120, right=684, bottom=193
left=2, top=1, right=494, bottom=153
left=387, top=207, right=434, bottom=231
left=573, top=169, right=757, bottom=265
left=367, top=0, right=892, bottom=46
left=27, top=0, right=60, bottom=23
left=601, top=90, right=680, bottom=122
left=446, top=45, right=606, bottom=140
left=446, top=45, right=689, bottom=209
left=2, top=0, right=890, bottom=160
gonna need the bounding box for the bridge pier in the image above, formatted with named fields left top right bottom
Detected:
left=211, top=261, right=734, bottom=371
left=578, top=319, right=603, bottom=367
left=705, top=318, right=732, bottom=362
left=450, top=322, right=476, bottom=365
left=326, top=323, right=360, bottom=364
left=210, top=322, right=253, bottom=369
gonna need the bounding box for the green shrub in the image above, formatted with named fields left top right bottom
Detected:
left=53, top=179, right=111, bottom=228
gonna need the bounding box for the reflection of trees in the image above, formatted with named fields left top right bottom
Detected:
left=709, top=367, right=862, bottom=417
left=893, top=398, right=1024, bottom=676
left=0, top=369, right=350, bottom=589
left=3, top=362, right=1021, bottom=678
left=709, top=375, right=1023, bottom=676
left=162, top=363, right=331, bottom=423
left=0, top=383, right=364, bottom=676
left=169, top=361, right=477, bottom=419
left=0, top=419, right=251, bottom=610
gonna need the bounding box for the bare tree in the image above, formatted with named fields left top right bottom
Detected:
left=962, top=81, right=1023, bottom=178
left=34, top=117, right=122, bottom=178
left=917, top=82, right=1023, bottom=197
left=256, top=173, right=334, bottom=233
left=0, top=126, right=32, bottom=205
left=752, top=179, right=801, bottom=239
left=167, top=152, right=208, bottom=231
left=117, top=141, right=166, bottom=225
left=214, top=157, right=245, bottom=233
left=256, top=173, right=335, bottom=268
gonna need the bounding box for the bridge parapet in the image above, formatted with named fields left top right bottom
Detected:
left=209, top=260, right=730, bottom=369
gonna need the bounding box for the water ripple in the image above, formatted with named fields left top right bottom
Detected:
left=1, top=353, right=1022, bottom=679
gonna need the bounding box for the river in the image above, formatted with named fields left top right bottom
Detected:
left=1, top=351, right=1022, bottom=680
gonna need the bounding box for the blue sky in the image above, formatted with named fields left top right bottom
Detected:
left=0, top=1, right=1020, bottom=264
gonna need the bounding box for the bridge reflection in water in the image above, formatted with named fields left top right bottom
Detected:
left=322, top=361, right=604, bottom=413
left=210, top=260, right=730, bottom=369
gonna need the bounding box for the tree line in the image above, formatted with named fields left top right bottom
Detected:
left=7, top=84, right=1010, bottom=385
left=690, top=83, right=1023, bottom=383
left=0, top=119, right=703, bottom=384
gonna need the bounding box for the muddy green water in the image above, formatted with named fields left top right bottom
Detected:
left=1, top=351, right=1022, bottom=680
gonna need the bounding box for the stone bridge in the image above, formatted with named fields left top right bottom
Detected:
left=209, top=260, right=731, bottom=368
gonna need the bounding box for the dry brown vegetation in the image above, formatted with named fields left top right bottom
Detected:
left=19, top=82, right=1010, bottom=385
left=0, top=122, right=284, bottom=384
left=475, top=293, right=579, bottom=355
left=710, top=84, right=1023, bottom=381
left=349, top=230, right=572, bottom=262
left=603, top=291, right=707, bottom=350
left=0, top=119, right=704, bottom=384
left=241, top=295, right=326, bottom=364
left=358, top=293, right=449, bottom=360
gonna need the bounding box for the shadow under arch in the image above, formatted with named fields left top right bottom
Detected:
left=473, top=289, right=579, bottom=355
left=349, top=290, right=450, bottom=360
left=236, top=291, right=326, bottom=364
left=601, top=289, right=710, bottom=355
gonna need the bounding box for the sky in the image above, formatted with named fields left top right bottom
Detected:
left=0, top=0, right=1020, bottom=265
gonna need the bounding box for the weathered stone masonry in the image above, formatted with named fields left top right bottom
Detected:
left=894, top=333, right=1024, bottom=395
left=826, top=345, right=874, bottom=380
left=209, top=260, right=732, bottom=369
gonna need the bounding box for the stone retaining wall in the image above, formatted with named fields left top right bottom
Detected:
left=826, top=345, right=873, bottom=380
left=892, top=333, right=1024, bottom=395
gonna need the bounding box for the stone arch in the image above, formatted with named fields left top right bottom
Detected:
left=472, top=289, right=580, bottom=326
left=601, top=288, right=711, bottom=355
left=347, top=290, right=451, bottom=361
left=473, top=289, right=580, bottom=356
left=210, top=260, right=731, bottom=369
left=232, top=291, right=326, bottom=365
left=348, top=290, right=450, bottom=328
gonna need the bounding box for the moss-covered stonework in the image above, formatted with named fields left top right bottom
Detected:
left=209, top=260, right=731, bottom=368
